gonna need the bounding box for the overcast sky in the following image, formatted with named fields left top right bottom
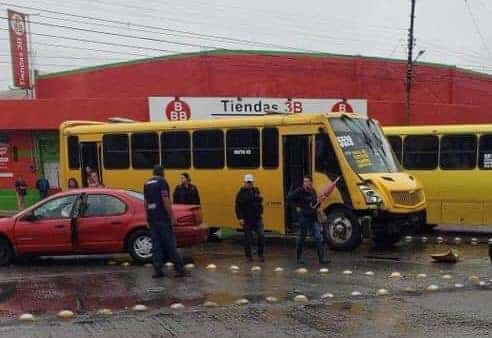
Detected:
left=1, top=0, right=491, bottom=91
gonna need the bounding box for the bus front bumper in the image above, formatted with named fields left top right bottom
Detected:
left=358, top=210, right=426, bottom=238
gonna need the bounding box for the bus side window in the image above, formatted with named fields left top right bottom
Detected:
left=226, top=129, right=259, bottom=168
left=262, top=128, right=279, bottom=169
left=68, top=136, right=80, bottom=169
left=315, top=133, right=341, bottom=177
left=131, top=132, right=159, bottom=169
left=440, top=134, right=477, bottom=170
left=478, top=134, right=492, bottom=170
left=103, top=134, right=130, bottom=169
left=193, top=130, right=224, bottom=169
left=161, top=131, right=191, bottom=169
left=387, top=135, right=402, bottom=164
left=403, top=135, right=438, bottom=170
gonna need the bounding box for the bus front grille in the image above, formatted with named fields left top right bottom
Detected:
left=391, top=190, right=424, bottom=206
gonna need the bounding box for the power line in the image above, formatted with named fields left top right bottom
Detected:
left=464, top=0, right=492, bottom=59
left=0, top=53, right=129, bottom=61
left=0, top=27, right=180, bottom=54
left=0, top=16, right=219, bottom=50
left=0, top=37, right=153, bottom=58
left=1, top=0, right=411, bottom=56
left=0, top=2, right=316, bottom=52
left=0, top=61, right=84, bottom=67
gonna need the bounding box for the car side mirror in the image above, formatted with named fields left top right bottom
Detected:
left=23, top=212, right=38, bottom=222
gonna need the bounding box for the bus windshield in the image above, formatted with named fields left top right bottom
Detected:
left=329, top=116, right=399, bottom=174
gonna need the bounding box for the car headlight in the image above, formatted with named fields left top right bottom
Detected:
left=359, top=184, right=382, bottom=204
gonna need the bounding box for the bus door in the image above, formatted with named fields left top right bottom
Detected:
left=80, top=142, right=102, bottom=187
left=283, top=135, right=312, bottom=233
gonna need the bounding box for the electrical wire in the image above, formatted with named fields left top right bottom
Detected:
left=0, top=27, right=181, bottom=54
left=0, top=2, right=318, bottom=52
left=464, top=0, right=492, bottom=58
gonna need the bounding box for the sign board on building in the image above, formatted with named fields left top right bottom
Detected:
left=149, top=97, right=367, bottom=122
left=0, top=143, right=10, bottom=171
left=8, top=9, right=30, bottom=89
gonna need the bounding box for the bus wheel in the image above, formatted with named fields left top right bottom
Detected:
left=417, top=223, right=437, bottom=234
left=323, top=208, right=362, bottom=251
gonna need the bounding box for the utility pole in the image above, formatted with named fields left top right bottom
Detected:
left=405, top=0, right=416, bottom=124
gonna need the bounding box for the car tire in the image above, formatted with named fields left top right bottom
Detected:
left=127, top=229, right=153, bottom=264
left=0, top=238, right=14, bottom=266
left=323, top=208, right=363, bottom=251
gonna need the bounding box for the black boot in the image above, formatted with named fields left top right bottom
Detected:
left=318, top=247, right=330, bottom=264
left=296, top=247, right=304, bottom=265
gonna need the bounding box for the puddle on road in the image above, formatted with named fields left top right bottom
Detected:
left=0, top=238, right=490, bottom=317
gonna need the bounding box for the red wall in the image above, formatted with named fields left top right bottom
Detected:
left=0, top=98, right=147, bottom=130
left=0, top=131, right=36, bottom=189
left=31, top=52, right=492, bottom=125
left=2, top=52, right=492, bottom=130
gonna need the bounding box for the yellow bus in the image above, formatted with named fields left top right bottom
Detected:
left=384, top=124, right=492, bottom=229
left=59, top=113, right=425, bottom=250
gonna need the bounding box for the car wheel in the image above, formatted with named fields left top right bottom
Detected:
left=127, top=229, right=153, bottom=264
left=0, top=238, right=14, bottom=266
left=323, top=208, right=362, bottom=251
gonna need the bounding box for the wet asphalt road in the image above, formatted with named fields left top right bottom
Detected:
left=0, top=233, right=491, bottom=338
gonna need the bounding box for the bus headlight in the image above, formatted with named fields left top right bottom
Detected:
left=359, top=185, right=382, bottom=204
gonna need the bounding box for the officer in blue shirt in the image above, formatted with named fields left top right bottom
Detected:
left=144, top=165, right=185, bottom=278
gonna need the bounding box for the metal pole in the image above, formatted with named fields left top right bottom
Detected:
left=405, top=0, right=416, bottom=125
left=26, top=14, right=35, bottom=99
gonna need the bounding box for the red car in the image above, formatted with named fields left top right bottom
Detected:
left=0, top=188, right=207, bottom=266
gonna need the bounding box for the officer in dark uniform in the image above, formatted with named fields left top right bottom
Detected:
left=235, top=174, right=265, bottom=262
left=173, top=173, right=201, bottom=205
left=144, top=165, right=185, bottom=278
left=287, top=175, right=329, bottom=265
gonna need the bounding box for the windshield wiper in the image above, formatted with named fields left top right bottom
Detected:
left=340, top=116, right=392, bottom=172
left=366, top=119, right=387, bottom=156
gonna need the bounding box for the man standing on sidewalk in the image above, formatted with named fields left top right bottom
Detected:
left=36, top=176, right=50, bottom=200
left=144, top=165, right=185, bottom=278
left=235, top=174, right=265, bottom=262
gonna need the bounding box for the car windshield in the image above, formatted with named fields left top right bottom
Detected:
left=124, top=190, right=144, bottom=201
left=329, top=116, right=400, bottom=174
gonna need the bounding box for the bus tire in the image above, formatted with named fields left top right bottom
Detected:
left=323, top=208, right=362, bottom=251
left=417, top=223, right=437, bottom=234
left=127, top=229, right=153, bottom=264
left=0, top=238, right=14, bottom=266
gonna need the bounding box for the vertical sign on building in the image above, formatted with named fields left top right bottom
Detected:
left=8, top=9, right=31, bottom=89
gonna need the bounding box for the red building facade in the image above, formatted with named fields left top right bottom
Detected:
left=1, top=50, right=492, bottom=200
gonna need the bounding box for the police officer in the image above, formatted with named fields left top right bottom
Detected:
left=173, top=173, right=201, bottom=205
left=144, top=165, right=185, bottom=278
left=287, top=176, right=329, bottom=265
left=235, top=174, right=265, bottom=262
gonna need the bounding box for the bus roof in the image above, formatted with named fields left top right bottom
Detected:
left=383, top=124, right=492, bottom=135
left=61, top=112, right=368, bottom=135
